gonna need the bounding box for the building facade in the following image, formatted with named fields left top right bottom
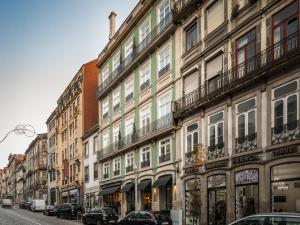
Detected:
left=24, top=134, right=48, bottom=201
left=46, top=110, right=57, bottom=205
left=55, top=59, right=98, bottom=205
left=97, top=0, right=182, bottom=218
left=0, top=169, right=7, bottom=197
left=172, top=0, right=300, bottom=224
left=16, top=159, right=25, bottom=204
left=82, top=125, right=99, bottom=210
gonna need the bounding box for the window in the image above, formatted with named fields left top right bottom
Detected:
left=185, top=22, right=198, bottom=52
left=140, top=63, right=150, bottom=91
left=159, top=95, right=171, bottom=118
left=124, top=38, right=134, bottom=59
left=112, top=52, right=121, bottom=72
left=113, top=158, right=121, bottom=176
left=237, top=0, right=250, bottom=10
left=84, top=166, right=89, bottom=182
left=126, top=152, right=134, bottom=173
left=125, top=78, right=134, bottom=102
left=140, top=19, right=150, bottom=44
left=206, top=0, right=224, bottom=34
left=159, top=138, right=171, bottom=163
left=103, top=162, right=109, bottom=178
left=93, top=163, right=98, bottom=180
left=102, top=100, right=109, bottom=119
left=236, top=98, right=257, bottom=153
left=102, top=66, right=109, bottom=82
left=140, top=107, right=151, bottom=135
left=184, top=71, right=199, bottom=96
left=113, top=90, right=120, bottom=112
left=125, top=118, right=134, bottom=144
left=84, top=142, right=89, bottom=157
left=102, top=133, right=109, bottom=154
left=158, top=46, right=170, bottom=77
left=236, top=29, right=256, bottom=78
left=206, top=54, right=223, bottom=94
left=186, top=123, right=199, bottom=153
left=208, top=111, right=224, bottom=159
left=158, top=0, right=170, bottom=27
left=93, top=136, right=98, bottom=153
left=141, top=146, right=151, bottom=168
left=113, top=126, right=120, bottom=149
left=272, top=80, right=299, bottom=144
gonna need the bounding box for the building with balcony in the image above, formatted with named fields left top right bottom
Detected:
left=46, top=109, right=57, bottom=205
left=55, top=59, right=98, bottom=205
left=24, top=134, right=48, bottom=201
left=82, top=125, right=99, bottom=210
left=172, top=0, right=300, bottom=224
left=0, top=168, right=7, bottom=197
left=16, top=159, right=25, bottom=203
left=96, top=0, right=182, bottom=217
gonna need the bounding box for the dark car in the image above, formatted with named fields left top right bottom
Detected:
left=19, top=201, right=26, bottom=209
left=25, top=201, right=32, bottom=210
left=43, top=205, right=57, bottom=216
left=56, top=203, right=83, bottom=220
left=117, top=211, right=172, bottom=225
left=82, top=207, right=118, bottom=225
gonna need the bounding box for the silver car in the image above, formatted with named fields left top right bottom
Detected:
left=229, top=213, right=300, bottom=225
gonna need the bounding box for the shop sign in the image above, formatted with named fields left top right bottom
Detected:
left=184, top=166, right=200, bottom=174
left=272, top=145, right=298, bottom=158
left=205, top=160, right=228, bottom=170
left=232, top=153, right=260, bottom=165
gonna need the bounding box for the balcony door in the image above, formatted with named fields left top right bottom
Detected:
left=184, top=71, right=199, bottom=106
left=206, top=54, right=223, bottom=95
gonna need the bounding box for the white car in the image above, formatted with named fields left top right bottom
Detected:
left=229, top=213, right=300, bottom=225
left=31, top=199, right=46, bottom=212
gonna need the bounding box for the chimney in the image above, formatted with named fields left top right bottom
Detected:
left=109, top=11, right=117, bottom=40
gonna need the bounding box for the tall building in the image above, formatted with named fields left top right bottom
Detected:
left=0, top=169, right=6, bottom=197
left=55, top=59, right=98, bottom=205
left=96, top=0, right=182, bottom=217
left=172, top=0, right=300, bottom=224
left=24, top=134, right=48, bottom=201
left=46, top=110, right=57, bottom=205
left=16, top=159, right=25, bottom=203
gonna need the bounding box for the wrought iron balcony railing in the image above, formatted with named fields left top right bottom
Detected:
left=97, top=113, right=174, bottom=161
left=97, top=13, right=173, bottom=98
left=158, top=64, right=171, bottom=78
left=113, top=170, right=120, bottom=176
left=140, top=80, right=150, bottom=92
left=141, top=160, right=150, bottom=168
left=103, top=173, right=109, bottom=179
left=208, top=142, right=225, bottom=160
left=236, top=133, right=257, bottom=154
left=175, top=31, right=300, bottom=117
left=125, top=92, right=134, bottom=103
left=272, top=120, right=300, bottom=145
left=159, top=153, right=171, bottom=163
left=126, top=165, right=134, bottom=173
left=172, top=0, right=202, bottom=23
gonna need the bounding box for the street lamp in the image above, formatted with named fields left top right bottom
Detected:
left=133, top=165, right=138, bottom=211
left=0, top=124, right=35, bottom=144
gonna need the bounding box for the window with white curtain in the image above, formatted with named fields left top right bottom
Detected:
left=206, top=0, right=224, bottom=34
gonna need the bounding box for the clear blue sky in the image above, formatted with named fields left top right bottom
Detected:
left=0, top=0, right=138, bottom=168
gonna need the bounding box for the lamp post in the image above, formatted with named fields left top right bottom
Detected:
left=133, top=165, right=138, bottom=211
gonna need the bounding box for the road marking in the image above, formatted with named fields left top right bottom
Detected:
left=0, top=207, right=42, bottom=225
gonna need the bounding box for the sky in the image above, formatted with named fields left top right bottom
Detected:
left=0, top=0, right=139, bottom=168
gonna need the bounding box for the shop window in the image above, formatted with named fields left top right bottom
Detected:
left=185, top=21, right=198, bottom=52
left=207, top=175, right=226, bottom=225
left=208, top=111, right=225, bottom=160
left=271, top=163, right=300, bottom=213
left=236, top=29, right=256, bottom=78
left=235, top=169, right=259, bottom=220
left=125, top=118, right=134, bottom=145
left=236, top=98, right=257, bottom=153
left=272, top=80, right=299, bottom=144
left=185, top=178, right=201, bottom=225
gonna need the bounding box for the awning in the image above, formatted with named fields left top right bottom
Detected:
left=121, top=183, right=134, bottom=193
left=137, top=179, right=151, bottom=191
left=153, top=175, right=172, bottom=187
left=100, top=186, right=120, bottom=195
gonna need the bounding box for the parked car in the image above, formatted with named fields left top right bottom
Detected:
left=31, top=199, right=46, bottom=212
left=117, top=211, right=172, bottom=225
left=82, top=207, right=118, bottom=225
left=229, top=213, right=300, bottom=225
left=25, top=201, right=32, bottom=210
left=1, top=198, right=13, bottom=208
left=43, top=205, right=57, bottom=216
left=56, top=203, right=83, bottom=220
left=19, top=201, right=26, bottom=209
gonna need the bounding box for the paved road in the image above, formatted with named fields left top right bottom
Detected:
left=0, top=206, right=83, bottom=225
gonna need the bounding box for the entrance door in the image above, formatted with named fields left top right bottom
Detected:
left=208, top=189, right=226, bottom=225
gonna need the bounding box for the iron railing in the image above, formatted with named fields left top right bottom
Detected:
left=173, top=0, right=202, bottom=14
left=236, top=133, right=257, bottom=154
left=158, top=64, right=171, bottom=78
left=125, top=92, right=134, bottom=103
left=97, top=13, right=173, bottom=98
left=98, top=113, right=174, bottom=161
left=208, top=142, right=225, bottom=160
left=272, top=120, right=300, bottom=145
left=113, top=170, right=120, bottom=176
left=126, top=165, right=134, bottom=173
left=159, top=153, right=171, bottom=163
left=141, top=160, right=151, bottom=168
left=140, top=80, right=150, bottom=92
left=175, top=31, right=300, bottom=116
left=103, top=173, right=109, bottom=179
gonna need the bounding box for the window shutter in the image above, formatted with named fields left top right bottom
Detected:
left=266, top=17, right=272, bottom=48
left=206, top=54, right=223, bottom=80
left=184, top=71, right=199, bottom=95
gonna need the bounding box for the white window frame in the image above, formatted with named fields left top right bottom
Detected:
left=113, top=89, right=120, bottom=109
left=113, top=157, right=121, bottom=175
left=112, top=51, right=121, bottom=71
left=186, top=122, right=199, bottom=153
left=102, top=100, right=109, bottom=116
left=140, top=145, right=151, bottom=164
left=140, top=62, right=151, bottom=87
left=140, top=107, right=151, bottom=130
left=139, top=19, right=150, bottom=43
left=113, top=126, right=120, bottom=145
left=159, top=138, right=171, bottom=156
left=124, top=37, right=134, bottom=59
left=125, top=77, right=134, bottom=99
left=102, top=65, right=109, bottom=82
left=102, top=132, right=109, bottom=149
left=207, top=111, right=224, bottom=147
left=103, top=162, right=109, bottom=177
left=126, top=152, right=134, bottom=168
left=158, top=0, right=170, bottom=24
left=158, top=94, right=171, bottom=118
left=158, top=45, right=170, bottom=71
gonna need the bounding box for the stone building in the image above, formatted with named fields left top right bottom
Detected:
left=16, top=159, right=25, bottom=203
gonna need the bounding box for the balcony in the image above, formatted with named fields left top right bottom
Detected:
left=113, top=170, right=120, bottom=176
left=125, top=92, right=134, bottom=103
left=97, top=113, right=175, bottom=161
left=97, top=13, right=175, bottom=99
left=158, top=64, right=170, bottom=78
left=208, top=142, right=225, bottom=160
left=113, top=103, right=120, bottom=113
left=102, top=112, right=109, bottom=121
left=174, top=31, right=300, bottom=118
left=141, top=160, right=150, bottom=168
left=103, top=173, right=109, bottom=179
left=140, top=80, right=150, bottom=92
left=126, top=165, right=134, bottom=173
left=159, top=153, right=171, bottom=163
left=236, top=133, right=257, bottom=154
left=272, top=121, right=300, bottom=145
left=172, top=0, right=202, bottom=23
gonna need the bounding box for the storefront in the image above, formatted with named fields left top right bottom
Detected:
left=137, top=179, right=152, bottom=210
left=101, top=186, right=121, bottom=215
left=235, top=169, right=259, bottom=220
left=185, top=178, right=201, bottom=225
left=271, top=162, right=300, bottom=213
left=121, top=182, right=135, bottom=214
left=153, top=175, right=173, bottom=211
left=207, top=174, right=226, bottom=225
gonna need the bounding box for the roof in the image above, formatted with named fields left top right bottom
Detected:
left=25, top=133, right=48, bottom=154
left=46, top=109, right=57, bottom=124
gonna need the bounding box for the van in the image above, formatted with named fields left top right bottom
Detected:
left=31, top=199, right=46, bottom=212
left=2, top=198, right=13, bottom=208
